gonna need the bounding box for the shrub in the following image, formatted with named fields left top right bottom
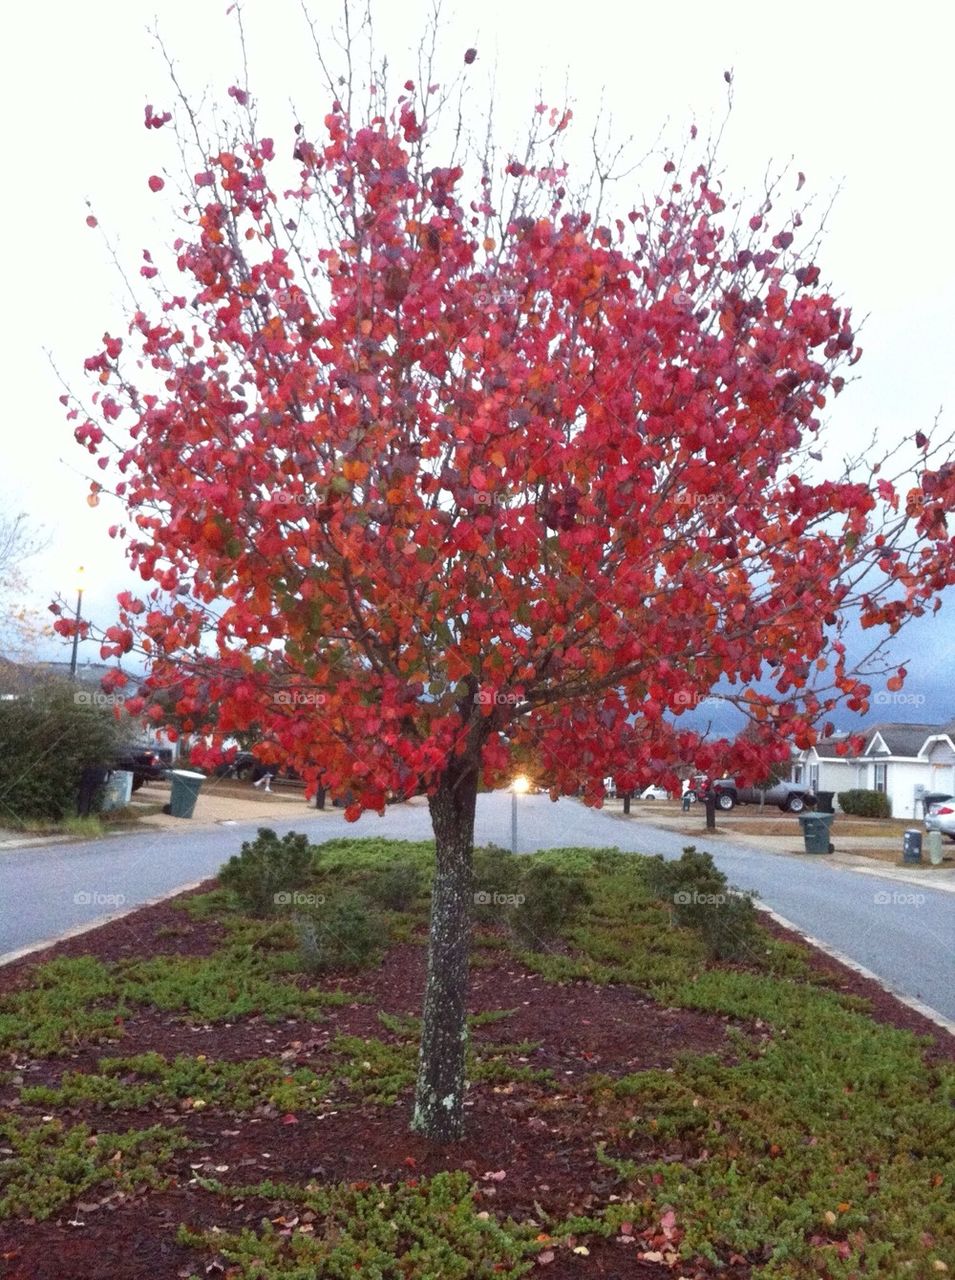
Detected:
left=643, top=845, right=724, bottom=905
left=368, top=861, right=422, bottom=911
left=643, top=846, right=762, bottom=961
left=472, top=844, right=523, bottom=924
left=510, top=861, right=591, bottom=949
left=218, top=828, right=314, bottom=916
left=295, top=893, right=379, bottom=973
left=0, top=678, right=122, bottom=822
left=837, top=788, right=891, bottom=818
left=695, top=891, right=762, bottom=961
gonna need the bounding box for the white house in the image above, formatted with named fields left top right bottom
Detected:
left=795, top=721, right=953, bottom=819
left=918, top=725, right=955, bottom=798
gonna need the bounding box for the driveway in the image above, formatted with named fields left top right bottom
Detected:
left=0, top=793, right=952, bottom=1026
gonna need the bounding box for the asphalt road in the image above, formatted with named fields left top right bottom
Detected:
left=1, top=793, right=952, bottom=1023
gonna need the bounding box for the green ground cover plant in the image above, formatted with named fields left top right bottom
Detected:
left=0, top=1116, right=187, bottom=1221
left=19, top=1052, right=333, bottom=1114
left=176, top=1171, right=534, bottom=1279
left=2, top=836, right=951, bottom=1278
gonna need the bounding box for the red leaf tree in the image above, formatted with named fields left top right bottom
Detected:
left=61, top=47, right=955, bottom=1140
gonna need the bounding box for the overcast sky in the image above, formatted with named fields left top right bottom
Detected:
left=1, top=0, right=952, bottom=728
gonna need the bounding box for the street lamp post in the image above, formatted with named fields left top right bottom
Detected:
left=510, top=774, right=529, bottom=853
left=69, top=566, right=85, bottom=681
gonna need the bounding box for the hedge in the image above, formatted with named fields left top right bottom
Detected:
left=0, top=680, right=123, bottom=821
left=836, top=788, right=892, bottom=818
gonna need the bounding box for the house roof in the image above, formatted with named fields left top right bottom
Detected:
left=809, top=735, right=859, bottom=760
left=806, top=721, right=949, bottom=761
left=864, top=723, right=942, bottom=757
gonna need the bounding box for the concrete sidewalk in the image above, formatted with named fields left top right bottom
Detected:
left=132, top=778, right=333, bottom=831
left=607, top=800, right=955, bottom=893
left=0, top=778, right=338, bottom=852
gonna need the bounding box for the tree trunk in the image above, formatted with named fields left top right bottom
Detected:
left=705, top=792, right=717, bottom=831
left=314, top=785, right=326, bottom=810
left=622, top=791, right=631, bottom=815
left=412, top=762, right=479, bottom=1142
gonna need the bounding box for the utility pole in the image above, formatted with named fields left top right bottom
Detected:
left=69, top=567, right=85, bottom=680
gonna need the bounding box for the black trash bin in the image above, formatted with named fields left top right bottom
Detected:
left=77, top=765, right=110, bottom=817
left=902, top=829, right=923, bottom=865
left=815, top=790, right=835, bottom=814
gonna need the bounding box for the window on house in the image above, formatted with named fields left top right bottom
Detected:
left=792, top=764, right=804, bottom=784
left=809, top=764, right=819, bottom=791
left=873, top=763, right=887, bottom=794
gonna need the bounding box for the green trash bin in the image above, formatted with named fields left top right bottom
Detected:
left=168, top=769, right=207, bottom=819
left=798, top=811, right=834, bottom=854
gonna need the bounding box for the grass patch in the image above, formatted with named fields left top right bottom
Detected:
left=8, top=815, right=106, bottom=838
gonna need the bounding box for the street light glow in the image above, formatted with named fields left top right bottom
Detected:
left=512, top=774, right=530, bottom=794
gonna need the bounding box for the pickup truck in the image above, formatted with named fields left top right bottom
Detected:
left=686, top=776, right=817, bottom=813
left=111, top=747, right=170, bottom=792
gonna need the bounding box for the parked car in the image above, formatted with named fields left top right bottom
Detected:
left=640, top=785, right=670, bottom=800
left=924, top=796, right=955, bottom=841
left=684, top=774, right=816, bottom=813
left=215, top=750, right=304, bottom=787
left=112, top=746, right=168, bottom=792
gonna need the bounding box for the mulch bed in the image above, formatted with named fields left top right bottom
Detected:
left=0, top=879, right=951, bottom=1279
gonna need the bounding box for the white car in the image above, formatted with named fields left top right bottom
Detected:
left=924, top=797, right=955, bottom=841
left=640, top=785, right=670, bottom=800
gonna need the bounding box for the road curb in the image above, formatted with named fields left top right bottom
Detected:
left=756, top=903, right=955, bottom=1037
left=0, top=879, right=209, bottom=969
left=822, top=859, right=955, bottom=894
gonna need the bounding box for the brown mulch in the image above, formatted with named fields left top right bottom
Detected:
left=0, top=880, right=951, bottom=1279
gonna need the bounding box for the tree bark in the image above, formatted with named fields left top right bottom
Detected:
left=622, top=791, right=631, bottom=815
left=412, top=762, right=479, bottom=1142
left=705, top=792, right=717, bottom=830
